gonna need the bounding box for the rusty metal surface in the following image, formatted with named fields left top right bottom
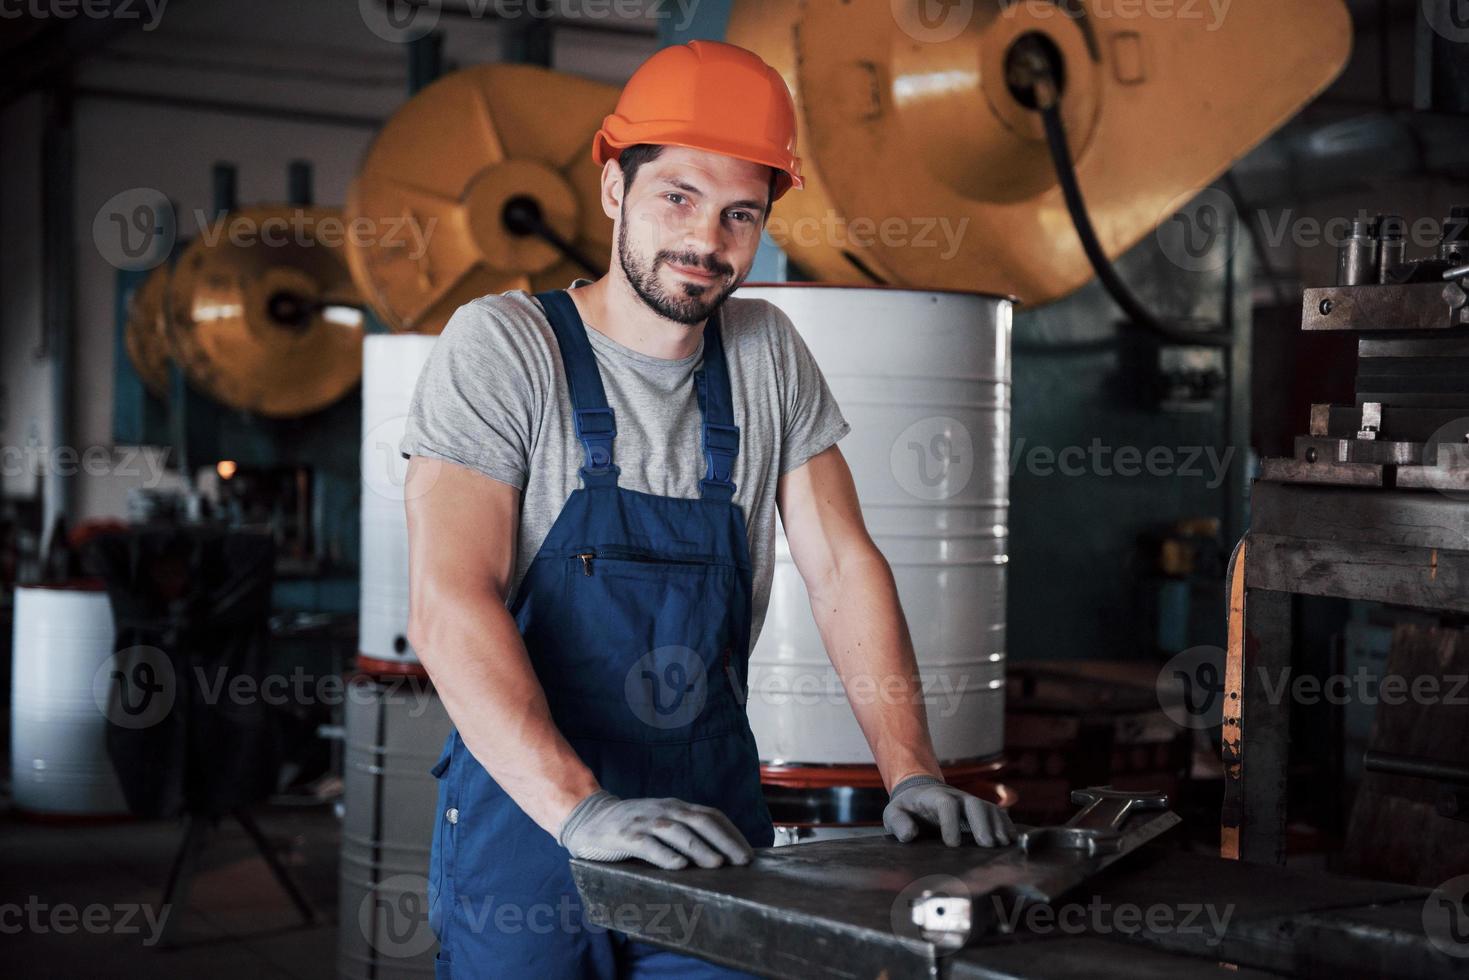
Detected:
left=1245, top=534, right=1469, bottom=613
left=1302, top=283, right=1467, bottom=331
left=1257, top=456, right=1385, bottom=487
left=1249, top=483, right=1469, bottom=553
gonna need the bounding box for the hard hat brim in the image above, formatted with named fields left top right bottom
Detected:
left=593, top=127, right=803, bottom=202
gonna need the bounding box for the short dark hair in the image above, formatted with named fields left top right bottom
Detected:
left=616, top=143, right=777, bottom=219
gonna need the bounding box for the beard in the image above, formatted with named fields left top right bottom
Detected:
left=617, top=209, right=743, bottom=325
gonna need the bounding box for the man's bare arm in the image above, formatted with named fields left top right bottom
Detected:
left=775, top=445, right=941, bottom=791
left=404, top=456, right=599, bottom=836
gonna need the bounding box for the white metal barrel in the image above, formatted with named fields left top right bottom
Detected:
left=360, top=334, right=439, bottom=669
left=10, top=584, right=129, bottom=815
left=736, top=285, right=1012, bottom=769
left=337, top=672, right=453, bottom=977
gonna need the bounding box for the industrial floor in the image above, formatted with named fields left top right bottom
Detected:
left=1, top=797, right=342, bottom=980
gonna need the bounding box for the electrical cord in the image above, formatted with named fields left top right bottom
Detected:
left=1013, top=41, right=1235, bottom=348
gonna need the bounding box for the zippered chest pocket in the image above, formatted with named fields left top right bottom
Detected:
left=569, top=547, right=725, bottom=577
left=526, top=548, right=752, bottom=743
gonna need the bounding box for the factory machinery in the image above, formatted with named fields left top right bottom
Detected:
left=1228, top=207, right=1469, bottom=867
left=88, top=0, right=1468, bottom=976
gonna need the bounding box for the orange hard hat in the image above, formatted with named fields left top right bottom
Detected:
left=593, top=40, right=804, bottom=201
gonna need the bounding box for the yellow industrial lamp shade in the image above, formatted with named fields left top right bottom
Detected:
left=729, top=0, right=1352, bottom=304
left=166, top=206, right=365, bottom=419
left=124, top=262, right=172, bottom=399
left=345, top=64, right=620, bottom=334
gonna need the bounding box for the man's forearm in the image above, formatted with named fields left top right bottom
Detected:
left=805, top=546, right=943, bottom=792
left=410, top=579, right=600, bottom=836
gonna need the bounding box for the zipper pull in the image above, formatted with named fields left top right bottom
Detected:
left=576, top=552, right=594, bottom=576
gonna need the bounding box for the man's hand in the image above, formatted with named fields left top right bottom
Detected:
left=558, top=791, right=754, bottom=870
left=883, top=775, right=1015, bottom=847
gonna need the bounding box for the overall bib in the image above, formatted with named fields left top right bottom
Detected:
left=427, top=290, right=774, bottom=979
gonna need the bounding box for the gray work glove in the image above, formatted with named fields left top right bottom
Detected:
left=557, top=790, right=754, bottom=870
left=883, top=775, right=1015, bottom=847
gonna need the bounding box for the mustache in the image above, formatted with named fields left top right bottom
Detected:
left=658, top=251, right=732, bottom=278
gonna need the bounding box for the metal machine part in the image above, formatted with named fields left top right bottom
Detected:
left=1231, top=206, right=1469, bottom=866
left=344, top=64, right=618, bottom=334
left=166, top=206, right=365, bottom=419
left=1014, top=787, right=1168, bottom=857
left=1264, top=208, right=1469, bottom=491
left=727, top=0, right=1351, bottom=303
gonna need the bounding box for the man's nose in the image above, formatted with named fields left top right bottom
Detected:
left=680, top=205, right=723, bottom=257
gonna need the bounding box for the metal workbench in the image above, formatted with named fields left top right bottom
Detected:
left=571, top=832, right=1458, bottom=979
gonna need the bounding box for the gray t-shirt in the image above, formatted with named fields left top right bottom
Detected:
left=399, top=279, right=849, bottom=651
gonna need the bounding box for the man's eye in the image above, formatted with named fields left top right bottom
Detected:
left=666, top=193, right=686, bottom=205
left=727, top=211, right=754, bottom=224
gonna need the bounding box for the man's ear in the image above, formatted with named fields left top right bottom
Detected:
left=600, top=159, right=624, bottom=221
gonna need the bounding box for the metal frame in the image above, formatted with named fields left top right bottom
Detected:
left=1222, top=479, right=1469, bottom=864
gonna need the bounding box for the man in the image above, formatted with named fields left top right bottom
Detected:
left=402, top=39, right=1013, bottom=979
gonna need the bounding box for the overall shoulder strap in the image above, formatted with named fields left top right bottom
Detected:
left=695, top=309, right=740, bottom=502
left=534, top=290, right=619, bottom=488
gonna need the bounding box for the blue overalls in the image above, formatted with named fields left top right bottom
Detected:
left=427, top=289, right=773, bottom=979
